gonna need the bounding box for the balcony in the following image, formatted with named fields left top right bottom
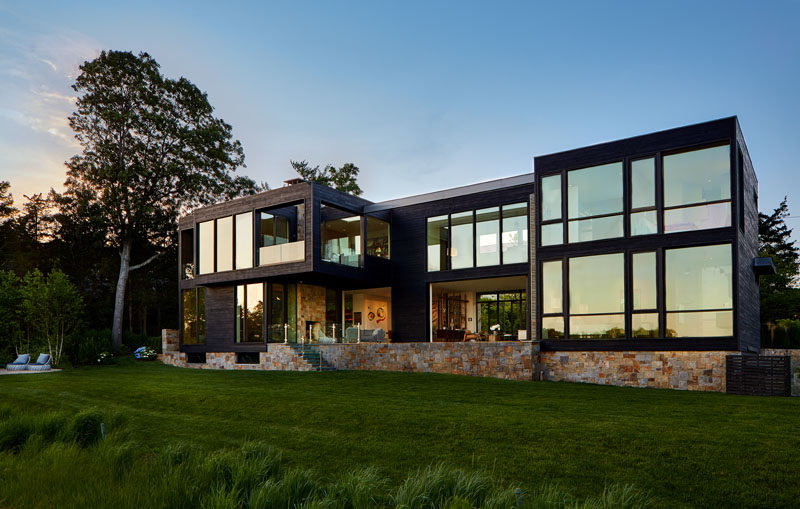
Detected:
left=259, top=241, right=305, bottom=266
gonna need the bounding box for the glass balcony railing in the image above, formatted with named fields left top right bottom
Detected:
left=258, top=240, right=305, bottom=266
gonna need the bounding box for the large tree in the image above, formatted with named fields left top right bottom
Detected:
left=758, top=197, right=800, bottom=322
left=291, top=160, right=363, bottom=196
left=63, top=50, right=253, bottom=350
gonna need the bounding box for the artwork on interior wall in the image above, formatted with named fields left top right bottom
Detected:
left=376, top=307, right=386, bottom=324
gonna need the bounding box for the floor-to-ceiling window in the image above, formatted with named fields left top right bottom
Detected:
left=477, top=291, right=527, bottom=340
left=182, top=288, right=206, bottom=344
left=236, top=283, right=264, bottom=343
left=366, top=216, right=390, bottom=259
left=663, top=145, right=730, bottom=233
left=321, top=204, right=361, bottom=267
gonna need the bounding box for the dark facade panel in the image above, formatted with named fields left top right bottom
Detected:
left=736, top=120, right=761, bottom=352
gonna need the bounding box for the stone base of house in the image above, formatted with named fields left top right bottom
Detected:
left=159, top=330, right=797, bottom=393
left=538, top=351, right=733, bottom=392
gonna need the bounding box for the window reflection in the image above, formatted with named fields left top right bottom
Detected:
left=632, top=313, right=659, bottom=338
left=631, top=158, right=656, bottom=209
left=569, top=315, right=625, bottom=339
left=664, top=202, right=731, bottom=233
left=663, top=145, right=730, bottom=208
left=567, top=162, right=623, bottom=218
left=235, top=212, right=253, bottom=270
left=427, top=215, right=449, bottom=272
left=542, top=260, right=562, bottom=314
left=182, top=288, right=205, bottom=344
left=475, top=207, right=499, bottom=267
left=502, top=203, right=528, bottom=263
left=568, top=216, right=623, bottom=243
left=198, top=220, right=214, bottom=275
left=236, top=283, right=264, bottom=343
left=450, top=211, right=474, bottom=269
left=541, top=175, right=561, bottom=221
left=666, top=310, right=732, bottom=337
left=216, top=216, right=233, bottom=272
left=633, top=252, right=657, bottom=310
left=541, top=316, right=564, bottom=339
left=630, top=210, right=657, bottom=236
left=569, top=253, right=624, bottom=314
left=541, top=223, right=563, bottom=246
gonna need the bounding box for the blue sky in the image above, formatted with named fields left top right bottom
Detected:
left=1, top=1, right=799, bottom=234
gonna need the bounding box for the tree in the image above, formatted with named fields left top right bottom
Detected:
left=19, top=269, right=83, bottom=366
left=758, top=197, right=800, bottom=323
left=0, top=270, right=22, bottom=361
left=0, top=181, right=16, bottom=221
left=62, top=50, right=252, bottom=351
left=290, top=160, right=363, bottom=196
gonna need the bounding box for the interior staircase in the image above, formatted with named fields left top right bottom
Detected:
left=287, top=343, right=337, bottom=371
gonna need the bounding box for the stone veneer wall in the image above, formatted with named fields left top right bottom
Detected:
left=539, top=351, right=735, bottom=391
left=761, top=348, right=800, bottom=396
left=161, top=329, right=771, bottom=393
left=297, top=284, right=326, bottom=340
left=322, top=342, right=534, bottom=381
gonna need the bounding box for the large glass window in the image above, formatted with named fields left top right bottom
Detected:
left=663, top=145, right=731, bottom=233
left=631, top=158, right=657, bottom=236
left=198, top=220, right=214, bottom=275
left=236, top=283, right=264, bottom=343
left=366, top=216, right=390, bottom=259
left=541, top=260, right=564, bottom=340
left=541, top=223, right=563, bottom=247
left=632, top=251, right=658, bottom=338
left=451, top=211, right=474, bottom=270
left=182, top=288, right=206, bottom=344
left=569, top=253, right=625, bottom=338
left=475, top=207, right=500, bottom=267
left=502, top=203, right=528, bottom=263
left=541, top=175, right=561, bottom=221
left=321, top=204, right=361, bottom=267
left=427, top=215, right=449, bottom=272
left=477, top=291, right=526, bottom=340
left=567, top=162, right=623, bottom=243
left=216, top=216, right=233, bottom=272
left=258, top=203, right=305, bottom=266
left=235, top=212, right=253, bottom=270
left=665, top=244, right=732, bottom=337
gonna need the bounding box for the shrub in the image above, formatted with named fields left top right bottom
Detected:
left=70, top=410, right=103, bottom=448
left=773, top=326, right=788, bottom=348
left=97, top=351, right=115, bottom=365
left=134, top=346, right=158, bottom=361
left=66, top=329, right=112, bottom=366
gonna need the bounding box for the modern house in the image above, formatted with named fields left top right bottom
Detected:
left=167, top=116, right=772, bottom=391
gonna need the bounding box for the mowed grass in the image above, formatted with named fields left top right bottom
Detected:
left=1, top=358, right=799, bottom=508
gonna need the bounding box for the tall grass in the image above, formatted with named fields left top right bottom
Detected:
left=0, top=406, right=652, bottom=508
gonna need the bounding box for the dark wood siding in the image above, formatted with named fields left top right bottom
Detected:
left=736, top=120, right=761, bottom=352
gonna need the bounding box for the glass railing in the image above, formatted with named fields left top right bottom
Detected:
left=264, top=323, right=388, bottom=344
left=258, top=241, right=305, bottom=266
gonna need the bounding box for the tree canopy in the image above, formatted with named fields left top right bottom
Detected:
left=758, top=197, right=800, bottom=322
left=291, top=160, right=363, bottom=196
left=62, top=50, right=255, bottom=350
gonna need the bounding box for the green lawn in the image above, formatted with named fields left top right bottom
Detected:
left=1, top=359, right=799, bottom=508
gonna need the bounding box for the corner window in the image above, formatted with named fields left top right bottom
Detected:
left=665, top=244, right=732, bottom=337
left=258, top=203, right=305, bottom=266
left=182, top=288, right=206, bottom=344
left=567, top=162, right=623, bottom=243
left=663, top=145, right=731, bottom=233
left=321, top=204, right=362, bottom=267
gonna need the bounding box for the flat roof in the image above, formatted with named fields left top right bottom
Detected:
left=365, top=173, right=534, bottom=212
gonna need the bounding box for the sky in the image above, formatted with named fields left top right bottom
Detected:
left=1, top=1, right=799, bottom=235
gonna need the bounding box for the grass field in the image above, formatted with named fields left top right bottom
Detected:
left=1, top=358, right=799, bottom=508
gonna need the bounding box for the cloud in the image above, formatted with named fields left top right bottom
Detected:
left=40, top=58, right=56, bottom=72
